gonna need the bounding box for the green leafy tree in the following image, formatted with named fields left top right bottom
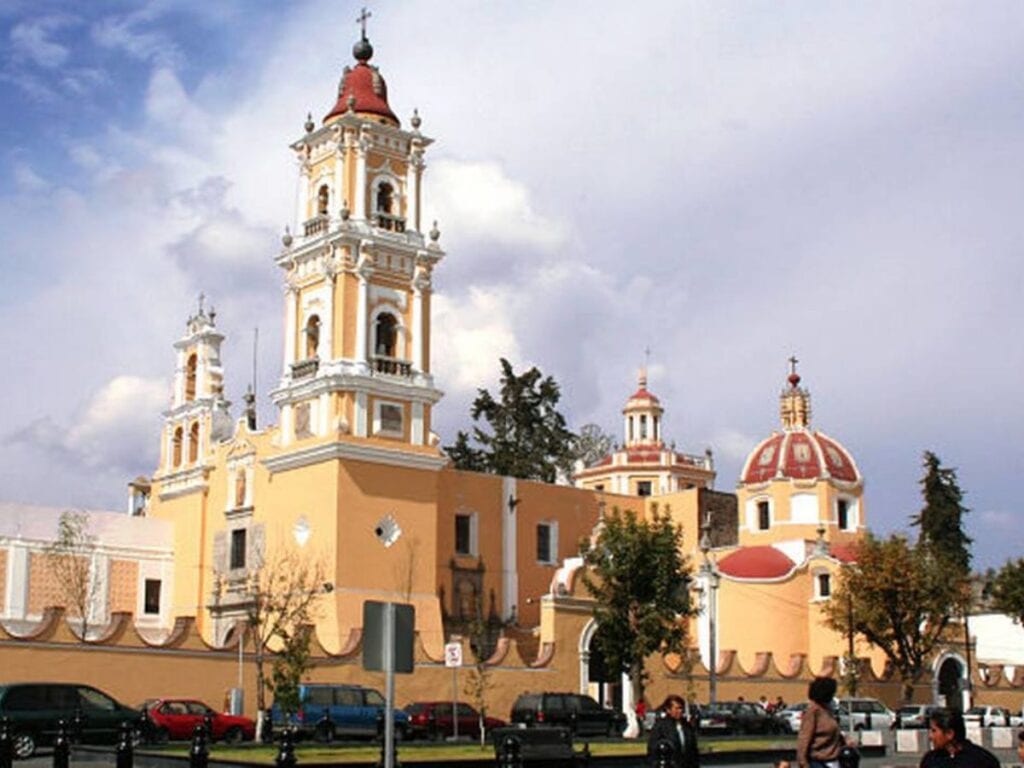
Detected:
left=823, top=533, right=968, bottom=702
left=911, top=451, right=972, bottom=576
left=559, top=423, right=615, bottom=479
left=46, top=510, right=100, bottom=641
left=987, top=559, right=1024, bottom=624
left=580, top=505, right=695, bottom=706
left=268, top=625, right=314, bottom=717
left=445, top=358, right=576, bottom=483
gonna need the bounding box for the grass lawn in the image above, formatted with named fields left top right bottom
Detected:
left=141, top=735, right=795, bottom=764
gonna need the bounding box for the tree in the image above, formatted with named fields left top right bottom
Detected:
left=823, top=533, right=968, bottom=702
left=268, top=625, right=314, bottom=718
left=558, top=423, right=615, bottom=479
left=46, top=510, right=100, bottom=641
left=240, top=546, right=329, bottom=714
left=445, top=358, right=576, bottom=483
left=911, top=451, right=972, bottom=576
left=463, top=618, right=497, bottom=747
left=987, top=559, right=1024, bottom=624
left=579, top=505, right=695, bottom=707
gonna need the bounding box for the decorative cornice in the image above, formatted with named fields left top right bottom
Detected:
left=262, top=439, right=447, bottom=474
left=156, top=466, right=208, bottom=500
left=270, top=367, right=442, bottom=406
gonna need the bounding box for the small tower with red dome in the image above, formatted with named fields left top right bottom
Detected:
left=574, top=367, right=715, bottom=496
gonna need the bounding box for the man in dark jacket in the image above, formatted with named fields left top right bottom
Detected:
left=647, top=694, right=699, bottom=768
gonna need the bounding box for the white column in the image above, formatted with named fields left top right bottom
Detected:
left=196, top=347, right=207, bottom=398
left=333, top=147, right=345, bottom=216
left=322, top=279, right=335, bottom=361
left=173, top=349, right=185, bottom=407
left=295, top=163, right=309, bottom=228
left=411, top=283, right=424, bottom=372
left=411, top=402, right=424, bottom=445
left=354, top=392, right=368, bottom=437
left=4, top=543, right=29, bottom=619
left=356, top=253, right=371, bottom=366
left=622, top=673, right=639, bottom=737
left=406, top=152, right=420, bottom=232
left=281, top=404, right=293, bottom=447
left=502, top=476, right=519, bottom=621
left=89, top=553, right=110, bottom=632
left=355, top=134, right=368, bottom=219
left=318, top=393, right=330, bottom=436
left=284, top=288, right=297, bottom=372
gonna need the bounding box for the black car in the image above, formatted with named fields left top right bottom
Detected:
left=510, top=693, right=626, bottom=737
left=699, top=701, right=781, bottom=735
left=0, top=682, right=142, bottom=758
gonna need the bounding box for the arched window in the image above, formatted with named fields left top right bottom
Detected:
left=185, top=354, right=197, bottom=401
left=317, top=185, right=329, bottom=216
left=305, top=315, right=321, bottom=358
left=374, top=313, right=397, bottom=357
left=188, top=422, right=199, bottom=463
left=172, top=427, right=183, bottom=467
left=376, top=182, right=393, bottom=214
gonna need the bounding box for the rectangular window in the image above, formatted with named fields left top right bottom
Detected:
left=837, top=499, right=850, bottom=530
left=380, top=404, right=403, bottom=434
left=640, top=415, right=648, bottom=439
left=817, top=573, right=831, bottom=598
left=636, top=481, right=652, bottom=497
left=455, top=514, right=474, bottom=556
left=144, top=579, right=161, bottom=614
left=230, top=528, right=247, bottom=570
left=757, top=500, right=770, bottom=530
left=536, top=522, right=558, bottom=564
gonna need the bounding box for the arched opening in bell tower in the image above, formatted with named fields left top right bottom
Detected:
left=185, top=354, right=197, bottom=401
left=317, top=185, right=329, bottom=216
left=188, top=422, right=199, bottom=464
left=304, top=315, right=321, bottom=359
left=172, top=427, right=183, bottom=467
left=375, top=313, right=397, bottom=357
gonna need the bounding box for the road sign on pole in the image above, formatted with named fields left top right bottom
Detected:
left=444, top=642, right=463, bottom=668
left=363, top=601, right=416, bottom=768
left=444, top=642, right=463, bottom=740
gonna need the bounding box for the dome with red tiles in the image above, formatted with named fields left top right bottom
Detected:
left=324, top=35, right=398, bottom=126
left=717, top=546, right=796, bottom=579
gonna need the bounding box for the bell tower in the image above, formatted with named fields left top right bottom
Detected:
left=155, top=296, right=233, bottom=494
left=270, top=25, right=443, bottom=457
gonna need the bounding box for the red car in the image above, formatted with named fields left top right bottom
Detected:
left=143, top=698, right=255, bottom=743
left=403, top=701, right=506, bottom=740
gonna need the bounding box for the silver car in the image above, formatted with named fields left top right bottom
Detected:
left=777, top=702, right=808, bottom=734
left=835, top=698, right=895, bottom=731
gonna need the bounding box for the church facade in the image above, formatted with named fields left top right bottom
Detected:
left=4, top=28, right=977, bottom=717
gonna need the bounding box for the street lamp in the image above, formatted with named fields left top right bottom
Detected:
left=699, top=512, right=720, bottom=706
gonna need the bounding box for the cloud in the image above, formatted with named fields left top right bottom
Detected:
left=9, top=16, right=74, bottom=69
left=90, top=13, right=181, bottom=69
left=12, top=161, right=46, bottom=192
left=433, top=287, right=523, bottom=394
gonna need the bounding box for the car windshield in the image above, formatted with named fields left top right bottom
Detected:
left=899, top=706, right=921, bottom=714
left=966, top=707, right=985, bottom=715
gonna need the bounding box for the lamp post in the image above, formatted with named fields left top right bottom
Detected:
left=699, top=513, right=720, bottom=706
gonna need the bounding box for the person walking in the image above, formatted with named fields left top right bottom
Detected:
left=796, top=677, right=843, bottom=768
left=647, top=694, right=699, bottom=768
left=919, top=709, right=998, bottom=768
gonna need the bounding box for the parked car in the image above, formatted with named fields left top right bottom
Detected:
left=964, top=705, right=1013, bottom=728
left=403, top=701, right=505, bottom=740
left=510, top=693, right=626, bottom=737
left=698, top=701, right=781, bottom=735
left=835, top=698, right=895, bottom=731
left=142, top=698, right=255, bottom=743
left=270, top=683, right=408, bottom=742
left=776, top=702, right=809, bottom=734
left=0, top=682, right=142, bottom=759
left=643, top=701, right=701, bottom=732
left=894, top=704, right=940, bottom=729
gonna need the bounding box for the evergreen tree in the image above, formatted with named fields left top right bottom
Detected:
left=445, top=358, right=576, bottom=483
left=910, top=451, right=972, bottom=576
left=988, top=559, right=1024, bottom=624
left=580, top=505, right=695, bottom=706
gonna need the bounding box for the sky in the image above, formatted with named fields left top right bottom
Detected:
left=0, top=1, right=1021, bottom=570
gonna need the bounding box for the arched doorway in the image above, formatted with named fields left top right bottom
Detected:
left=936, top=655, right=966, bottom=711
left=579, top=620, right=621, bottom=710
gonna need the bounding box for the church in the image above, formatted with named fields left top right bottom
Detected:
left=4, top=25, right=974, bottom=719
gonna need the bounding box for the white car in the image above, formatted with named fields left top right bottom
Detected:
left=964, top=705, right=1013, bottom=727
left=777, top=702, right=808, bottom=734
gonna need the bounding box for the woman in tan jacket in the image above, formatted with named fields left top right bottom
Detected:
left=797, top=677, right=843, bottom=768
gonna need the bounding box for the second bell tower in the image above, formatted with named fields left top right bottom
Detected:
left=270, top=28, right=444, bottom=459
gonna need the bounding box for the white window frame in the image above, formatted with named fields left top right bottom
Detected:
left=835, top=496, right=858, bottom=531
left=454, top=511, right=478, bottom=557
left=747, top=497, right=773, bottom=532
left=373, top=399, right=404, bottom=437
left=812, top=568, right=832, bottom=601
left=536, top=521, right=559, bottom=565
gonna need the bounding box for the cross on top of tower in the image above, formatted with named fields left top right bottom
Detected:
left=356, top=7, right=372, bottom=40
left=787, top=355, right=801, bottom=387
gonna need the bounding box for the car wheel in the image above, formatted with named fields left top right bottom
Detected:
left=224, top=726, right=244, bottom=745
left=150, top=726, right=170, bottom=745
left=12, top=731, right=36, bottom=760
left=607, top=721, right=621, bottom=738
left=314, top=722, right=335, bottom=744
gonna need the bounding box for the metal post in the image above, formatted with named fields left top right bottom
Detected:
left=384, top=602, right=395, bottom=768
left=52, top=721, right=70, bottom=768
left=190, top=724, right=209, bottom=768
left=275, top=728, right=297, bottom=768
left=0, top=717, right=13, bottom=768
left=452, top=665, right=458, bottom=740
left=499, top=734, right=522, bottom=768
left=116, top=721, right=134, bottom=768
left=700, top=513, right=719, bottom=706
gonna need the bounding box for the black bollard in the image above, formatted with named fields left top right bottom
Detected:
left=275, top=727, right=297, bottom=768
left=72, top=707, right=84, bottom=745
left=0, top=717, right=13, bottom=768
left=203, top=714, right=214, bottom=742
left=189, top=724, right=209, bottom=768
left=52, top=720, right=70, bottom=768
left=260, top=708, right=274, bottom=744
left=427, top=708, right=437, bottom=741
left=499, top=734, right=522, bottom=768
left=655, top=738, right=674, bottom=768
left=116, top=721, right=134, bottom=768
left=568, top=710, right=578, bottom=735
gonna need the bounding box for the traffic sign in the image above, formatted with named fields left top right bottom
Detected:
left=444, top=641, right=463, bottom=668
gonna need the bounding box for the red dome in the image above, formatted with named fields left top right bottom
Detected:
left=325, top=60, right=398, bottom=125
left=718, top=546, right=795, bottom=579
left=828, top=542, right=859, bottom=563
left=741, top=430, right=859, bottom=485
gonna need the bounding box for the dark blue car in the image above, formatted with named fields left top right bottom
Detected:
left=270, top=683, right=408, bottom=742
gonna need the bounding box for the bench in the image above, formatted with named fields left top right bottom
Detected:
left=491, top=726, right=582, bottom=767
